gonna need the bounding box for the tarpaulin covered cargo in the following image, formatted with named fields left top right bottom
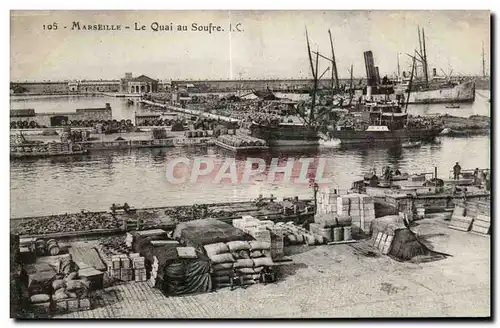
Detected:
left=371, top=215, right=449, bottom=263
left=150, top=246, right=212, bottom=296
left=173, top=219, right=253, bottom=249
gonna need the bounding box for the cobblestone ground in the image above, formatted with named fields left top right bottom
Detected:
left=54, top=215, right=490, bottom=318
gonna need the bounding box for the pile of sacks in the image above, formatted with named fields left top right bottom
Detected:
left=277, top=222, right=326, bottom=246
left=51, top=272, right=91, bottom=313
left=204, top=240, right=275, bottom=289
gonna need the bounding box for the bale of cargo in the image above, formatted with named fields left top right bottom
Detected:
left=317, top=227, right=333, bottom=242
left=333, top=227, right=344, bottom=242
left=173, top=219, right=253, bottom=249
left=344, top=226, right=352, bottom=240
left=146, top=246, right=212, bottom=296
left=204, top=242, right=230, bottom=257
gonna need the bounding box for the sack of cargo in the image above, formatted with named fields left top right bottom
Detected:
left=209, top=253, right=235, bottom=264
left=66, top=280, right=86, bottom=292
left=53, top=289, right=69, bottom=301
left=212, top=262, right=234, bottom=271
left=315, top=234, right=325, bottom=244
left=253, top=266, right=264, bottom=273
left=252, top=257, right=274, bottom=267
left=52, top=279, right=66, bottom=291
left=211, top=269, right=234, bottom=277
left=261, top=250, right=271, bottom=258
left=65, top=272, right=78, bottom=281
left=285, top=234, right=297, bottom=244
left=233, top=259, right=254, bottom=268
left=66, top=292, right=78, bottom=299
left=213, top=276, right=231, bottom=283
left=236, top=267, right=255, bottom=274
left=305, top=234, right=316, bottom=245
left=249, top=241, right=270, bottom=251
left=30, top=294, right=50, bottom=304
left=250, top=250, right=263, bottom=258
left=227, top=241, right=251, bottom=252
left=204, top=242, right=229, bottom=257
left=234, top=250, right=251, bottom=259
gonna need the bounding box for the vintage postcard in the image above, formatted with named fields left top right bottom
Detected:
left=10, top=10, right=490, bottom=319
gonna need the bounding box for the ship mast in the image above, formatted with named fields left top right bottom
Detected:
left=305, top=28, right=318, bottom=124
left=405, top=52, right=417, bottom=113
left=482, top=41, right=486, bottom=77
left=397, top=53, right=401, bottom=81
left=328, top=29, right=339, bottom=94
left=422, top=28, right=429, bottom=86
left=348, top=64, right=354, bottom=106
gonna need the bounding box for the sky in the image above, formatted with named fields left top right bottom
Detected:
left=10, top=10, right=490, bottom=81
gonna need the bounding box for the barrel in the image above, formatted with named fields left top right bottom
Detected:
left=47, top=239, right=60, bottom=256
left=35, top=239, right=46, bottom=256
left=343, top=226, right=352, bottom=241
left=333, top=227, right=344, bottom=242
left=416, top=207, right=425, bottom=219
left=318, top=227, right=332, bottom=242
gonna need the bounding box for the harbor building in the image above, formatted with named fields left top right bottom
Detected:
left=10, top=104, right=112, bottom=127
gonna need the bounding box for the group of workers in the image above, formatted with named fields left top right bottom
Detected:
left=453, top=162, right=489, bottom=187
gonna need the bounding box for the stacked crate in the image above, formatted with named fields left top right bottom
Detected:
left=107, top=254, right=146, bottom=282
left=131, top=254, right=147, bottom=282
left=335, top=193, right=375, bottom=234
left=233, top=216, right=284, bottom=259
left=317, top=188, right=338, bottom=215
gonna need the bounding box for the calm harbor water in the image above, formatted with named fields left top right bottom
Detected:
left=10, top=92, right=490, bottom=218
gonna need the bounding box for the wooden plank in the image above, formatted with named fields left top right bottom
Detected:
left=470, top=231, right=491, bottom=237
left=374, top=232, right=383, bottom=247
left=476, top=214, right=491, bottom=222
left=381, top=235, right=394, bottom=255
left=472, top=220, right=491, bottom=229
left=471, top=226, right=490, bottom=235
left=326, top=240, right=358, bottom=245
left=378, top=234, right=388, bottom=252
left=448, top=225, right=470, bottom=232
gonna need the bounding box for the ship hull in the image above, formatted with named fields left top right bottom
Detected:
left=331, top=128, right=443, bottom=145
left=250, top=122, right=320, bottom=147
left=394, top=81, right=475, bottom=104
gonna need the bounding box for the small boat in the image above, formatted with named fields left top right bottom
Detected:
left=402, top=141, right=422, bottom=148
left=445, top=104, right=460, bottom=109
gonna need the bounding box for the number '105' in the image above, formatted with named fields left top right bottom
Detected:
left=43, top=23, right=58, bottom=30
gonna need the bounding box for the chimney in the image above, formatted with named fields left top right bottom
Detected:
left=363, top=51, right=377, bottom=87
left=375, top=67, right=381, bottom=85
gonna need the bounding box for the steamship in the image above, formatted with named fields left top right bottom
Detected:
left=393, top=27, right=476, bottom=104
